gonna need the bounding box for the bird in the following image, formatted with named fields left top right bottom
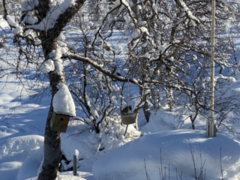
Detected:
left=121, top=106, right=132, bottom=115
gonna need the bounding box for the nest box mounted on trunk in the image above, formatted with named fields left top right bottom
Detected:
left=51, top=112, right=70, bottom=133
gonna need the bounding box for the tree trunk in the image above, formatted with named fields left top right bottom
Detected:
left=142, top=102, right=150, bottom=122
left=38, top=36, right=66, bottom=180
left=191, top=121, right=195, bottom=129
left=139, top=87, right=150, bottom=122
left=38, top=106, right=61, bottom=180
left=35, top=0, right=86, bottom=178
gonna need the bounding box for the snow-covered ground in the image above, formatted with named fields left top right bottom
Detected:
left=2, top=72, right=240, bottom=180
left=2, top=14, right=240, bottom=180
left=93, top=130, right=240, bottom=180
left=0, top=76, right=95, bottom=180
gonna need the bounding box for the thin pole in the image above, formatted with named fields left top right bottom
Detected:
left=73, top=149, right=79, bottom=176
left=73, top=155, right=77, bottom=176
left=128, top=78, right=129, bottom=111
left=207, top=0, right=216, bottom=137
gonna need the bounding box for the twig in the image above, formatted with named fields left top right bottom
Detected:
left=220, top=148, right=224, bottom=180
left=188, top=139, right=197, bottom=179
left=159, top=149, right=165, bottom=180
left=144, top=159, right=151, bottom=180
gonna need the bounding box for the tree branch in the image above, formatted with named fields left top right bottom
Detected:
left=62, top=53, right=145, bottom=88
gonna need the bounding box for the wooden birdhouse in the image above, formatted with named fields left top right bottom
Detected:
left=121, top=112, right=137, bottom=125
left=50, top=112, right=70, bottom=133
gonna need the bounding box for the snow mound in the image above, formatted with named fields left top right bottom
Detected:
left=93, top=130, right=240, bottom=180
left=0, top=161, right=22, bottom=180
left=0, top=161, right=22, bottom=171
left=61, top=118, right=140, bottom=170
left=0, top=125, right=19, bottom=138
left=140, top=109, right=181, bottom=133
left=17, top=147, right=43, bottom=180
left=53, top=83, right=76, bottom=117
left=0, top=135, right=44, bottom=159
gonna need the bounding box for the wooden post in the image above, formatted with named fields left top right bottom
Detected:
left=73, top=149, right=79, bottom=176
left=73, top=155, right=77, bottom=176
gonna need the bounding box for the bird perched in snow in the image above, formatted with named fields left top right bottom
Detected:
left=121, top=106, right=132, bottom=115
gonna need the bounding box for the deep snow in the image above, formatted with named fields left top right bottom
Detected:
left=93, top=130, right=240, bottom=180
left=2, top=13, right=240, bottom=180
left=2, top=71, right=240, bottom=180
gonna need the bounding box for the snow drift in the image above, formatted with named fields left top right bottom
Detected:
left=93, top=130, right=240, bottom=180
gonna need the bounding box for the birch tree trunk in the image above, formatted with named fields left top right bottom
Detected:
left=36, top=1, right=86, bottom=179
left=38, top=38, right=66, bottom=179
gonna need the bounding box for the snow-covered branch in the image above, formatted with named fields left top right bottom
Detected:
left=62, top=53, right=145, bottom=88
left=175, top=0, right=200, bottom=24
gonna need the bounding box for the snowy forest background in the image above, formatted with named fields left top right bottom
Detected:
left=2, top=0, right=240, bottom=179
